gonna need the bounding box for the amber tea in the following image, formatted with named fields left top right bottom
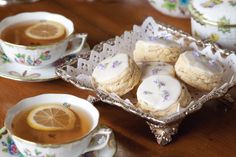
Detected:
left=0, top=20, right=67, bottom=46
left=11, top=103, right=92, bottom=144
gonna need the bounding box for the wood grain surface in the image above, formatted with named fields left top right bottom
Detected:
left=0, top=0, right=235, bottom=157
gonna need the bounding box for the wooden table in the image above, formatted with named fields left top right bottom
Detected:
left=0, top=0, right=236, bottom=156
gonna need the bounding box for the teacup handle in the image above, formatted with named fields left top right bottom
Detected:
left=0, top=43, right=3, bottom=53
left=0, top=127, right=6, bottom=136
left=82, top=127, right=112, bottom=154
left=62, top=33, right=87, bottom=58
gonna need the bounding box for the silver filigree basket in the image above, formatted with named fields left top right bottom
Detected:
left=56, top=17, right=236, bottom=146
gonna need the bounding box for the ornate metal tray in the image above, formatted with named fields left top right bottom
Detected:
left=56, top=17, right=236, bottom=145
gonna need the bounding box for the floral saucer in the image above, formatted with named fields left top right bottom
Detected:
left=0, top=40, right=90, bottom=82
left=0, top=126, right=116, bottom=157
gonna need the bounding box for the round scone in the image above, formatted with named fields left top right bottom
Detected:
left=137, top=75, right=191, bottom=117
left=92, top=53, right=141, bottom=96
left=138, top=61, right=175, bottom=80
left=175, top=50, right=224, bottom=91
left=133, top=39, right=181, bottom=63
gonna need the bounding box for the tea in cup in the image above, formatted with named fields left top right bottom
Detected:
left=4, top=94, right=111, bottom=157
left=0, top=12, right=86, bottom=67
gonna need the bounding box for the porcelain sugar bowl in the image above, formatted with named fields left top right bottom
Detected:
left=189, top=0, right=236, bottom=50
left=148, top=0, right=190, bottom=18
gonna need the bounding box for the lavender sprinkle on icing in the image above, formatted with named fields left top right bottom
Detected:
left=152, top=68, right=162, bottom=75
left=143, top=91, right=153, bottom=95
left=153, top=79, right=165, bottom=88
left=112, top=60, right=122, bottom=68
left=148, top=36, right=159, bottom=41
left=162, top=90, right=170, bottom=102
left=98, top=63, right=106, bottom=70
left=192, top=50, right=201, bottom=57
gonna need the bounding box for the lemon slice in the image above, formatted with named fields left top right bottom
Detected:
left=25, top=21, right=65, bottom=40
left=27, top=104, right=76, bottom=131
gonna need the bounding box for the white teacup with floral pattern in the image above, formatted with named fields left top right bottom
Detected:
left=0, top=12, right=87, bottom=67
left=4, top=94, right=112, bottom=157
left=148, top=0, right=190, bottom=18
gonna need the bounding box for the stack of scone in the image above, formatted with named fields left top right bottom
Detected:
left=92, top=38, right=224, bottom=118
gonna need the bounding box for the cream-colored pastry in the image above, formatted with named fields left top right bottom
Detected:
left=92, top=53, right=141, bottom=96
left=175, top=50, right=224, bottom=91
left=138, top=61, right=175, bottom=80
left=137, top=75, right=191, bottom=117
left=133, top=39, right=181, bottom=63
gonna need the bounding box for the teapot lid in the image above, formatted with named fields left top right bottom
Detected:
left=189, top=0, right=236, bottom=27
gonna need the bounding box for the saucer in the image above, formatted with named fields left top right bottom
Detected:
left=0, top=126, right=116, bottom=157
left=0, top=40, right=90, bottom=82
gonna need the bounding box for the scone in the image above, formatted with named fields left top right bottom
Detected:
left=133, top=39, right=181, bottom=63
left=175, top=50, right=224, bottom=91
left=92, top=53, right=141, bottom=96
left=137, top=75, right=191, bottom=117
left=138, top=61, right=175, bottom=80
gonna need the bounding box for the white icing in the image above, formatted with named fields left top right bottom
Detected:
left=135, top=39, right=179, bottom=50
left=137, top=75, right=181, bottom=111
left=138, top=62, right=174, bottom=80
left=183, top=51, right=224, bottom=75
left=92, top=53, right=129, bottom=83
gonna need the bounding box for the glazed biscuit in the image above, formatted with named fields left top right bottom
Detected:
left=138, top=61, right=175, bottom=80
left=133, top=39, right=181, bottom=63
left=92, top=53, right=141, bottom=96
left=136, top=75, right=191, bottom=117
left=175, top=50, right=224, bottom=91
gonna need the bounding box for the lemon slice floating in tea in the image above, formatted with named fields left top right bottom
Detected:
left=27, top=104, right=76, bottom=131
left=25, top=21, right=65, bottom=40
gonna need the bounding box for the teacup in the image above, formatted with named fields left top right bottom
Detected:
left=4, top=94, right=111, bottom=157
left=0, top=12, right=86, bottom=67
left=148, top=0, right=190, bottom=18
